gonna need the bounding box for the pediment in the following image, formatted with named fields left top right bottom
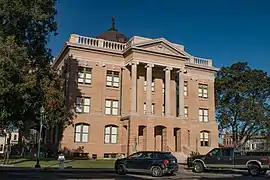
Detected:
left=133, top=39, right=188, bottom=58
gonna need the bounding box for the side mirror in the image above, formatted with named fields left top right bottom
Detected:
left=207, top=153, right=212, bottom=157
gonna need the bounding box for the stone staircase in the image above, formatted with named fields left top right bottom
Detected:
left=166, top=146, right=191, bottom=164
left=173, top=151, right=188, bottom=164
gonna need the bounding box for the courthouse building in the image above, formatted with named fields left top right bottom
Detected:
left=52, top=19, right=219, bottom=159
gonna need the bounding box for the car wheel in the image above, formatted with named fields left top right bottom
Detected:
left=192, top=162, right=204, bottom=173
left=248, top=164, right=260, bottom=176
left=115, top=164, right=127, bottom=175
left=150, top=166, right=163, bottom=177
left=260, top=169, right=267, bottom=175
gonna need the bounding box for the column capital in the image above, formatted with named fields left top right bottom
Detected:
left=95, top=62, right=106, bottom=67
left=145, top=63, right=154, bottom=68
left=129, top=61, right=139, bottom=66
left=163, top=66, right=173, bottom=71
left=177, top=68, right=187, bottom=74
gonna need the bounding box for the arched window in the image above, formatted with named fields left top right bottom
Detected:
left=104, top=125, right=118, bottom=144
left=74, top=123, right=89, bottom=143
left=200, top=131, right=210, bottom=147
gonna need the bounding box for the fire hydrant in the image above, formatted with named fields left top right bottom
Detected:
left=58, top=153, right=65, bottom=169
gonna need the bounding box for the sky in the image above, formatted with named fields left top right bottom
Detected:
left=48, top=0, right=270, bottom=73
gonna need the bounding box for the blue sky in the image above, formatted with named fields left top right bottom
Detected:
left=48, top=0, right=270, bottom=73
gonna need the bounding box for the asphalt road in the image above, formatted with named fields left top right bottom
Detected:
left=0, top=167, right=269, bottom=180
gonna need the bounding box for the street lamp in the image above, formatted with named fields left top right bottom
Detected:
left=35, top=106, right=44, bottom=168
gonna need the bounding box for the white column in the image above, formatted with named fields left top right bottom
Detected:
left=164, top=66, right=172, bottom=116
left=145, top=64, right=154, bottom=115
left=178, top=69, right=186, bottom=118
left=131, top=62, right=138, bottom=114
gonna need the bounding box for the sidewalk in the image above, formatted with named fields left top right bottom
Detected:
left=0, top=165, right=115, bottom=173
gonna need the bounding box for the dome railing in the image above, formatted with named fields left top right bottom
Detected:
left=69, top=34, right=126, bottom=52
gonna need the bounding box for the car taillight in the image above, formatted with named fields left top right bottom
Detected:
left=163, top=159, right=169, bottom=165
left=262, top=157, right=270, bottom=164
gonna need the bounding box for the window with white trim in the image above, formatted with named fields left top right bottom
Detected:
left=77, top=67, right=92, bottom=84
left=144, top=80, right=155, bottom=92
left=74, top=124, right=89, bottom=143
left=188, top=130, right=191, bottom=147
left=105, top=99, right=119, bottom=115
left=162, top=104, right=165, bottom=116
left=199, top=108, right=209, bottom=122
left=76, top=97, right=91, bottom=113
left=143, top=103, right=155, bottom=114
left=200, top=131, right=210, bottom=147
left=104, top=125, right=118, bottom=144
left=162, top=80, right=165, bottom=94
left=106, top=71, right=120, bottom=88
left=198, top=84, right=208, bottom=99
left=184, top=106, right=188, bottom=118
left=184, top=81, right=188, bottom=96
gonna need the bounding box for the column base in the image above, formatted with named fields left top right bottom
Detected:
left=165, top=114, right=174, bottom=118
left=176, top=115, right=187, bottom=120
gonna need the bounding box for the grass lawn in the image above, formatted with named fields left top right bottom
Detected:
left=0, top=158, right=115, bottom=168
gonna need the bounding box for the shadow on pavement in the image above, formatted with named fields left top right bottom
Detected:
left=1, top=170, right=150, bottom=180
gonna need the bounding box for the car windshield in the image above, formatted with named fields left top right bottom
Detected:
left=128, top=152, right=143, bottom=159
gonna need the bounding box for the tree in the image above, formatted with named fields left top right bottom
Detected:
left=0, top=0, right=72, bottom=162
left=215, top=62, right=270, bottom=147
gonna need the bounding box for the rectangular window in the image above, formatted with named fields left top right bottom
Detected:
left=76, top=97, right=91, bottom=113
left=74, top=124, right=89, bottom=143
left=105, top=99, right=119, bottom=115
left=152, top=81, right=155, bottom=92
left=104, top=126, right=118, bottom=144
left=162, top=104, right=165, bottom=116
left=162, top=80, right=165, bottom=94
left=184, top=107, right=188, bottom=118
left=0, top=144, right=3, bottom=151
left=78, top=67, right=92, bottom=84
left=199, top=108, right=209, bottom=122
left=184, top=81, right=188, bottom=96
left=198, top=84, right=208, bottom=99
left=144, top=81, right=147, bottom=91
left=106, top=70, right=120, bottom=88
left=200, top=131, right=210, bottom=147
left=188, top=130, right=190, bottom=147
left=104, top=153, right=117, bottom=158
left=144, top=80, right=155, bottom=92
left=143, top=103, right=146, bottom=114
left=143, top=103, right=154, bottom=114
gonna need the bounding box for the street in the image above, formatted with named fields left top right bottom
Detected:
left=0, top=166, right=269, bottom=180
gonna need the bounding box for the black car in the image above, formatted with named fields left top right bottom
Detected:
left=187, top=147, right=270, bottom=176
left=114, top=151, right=178, bottom=177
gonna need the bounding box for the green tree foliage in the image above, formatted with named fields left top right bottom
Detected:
left=0, top=0, right=72, bottom=133
left=215, top=62, right=270, bottom=147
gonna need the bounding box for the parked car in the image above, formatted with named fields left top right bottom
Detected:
left=114, top=151, right=178, bottom=177
left=187, top=147, right=270, bottom=176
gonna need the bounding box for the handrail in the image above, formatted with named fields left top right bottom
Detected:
left=166, top=145, right=174, bottom=153
left=182, top=146, right=192, bottom=155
